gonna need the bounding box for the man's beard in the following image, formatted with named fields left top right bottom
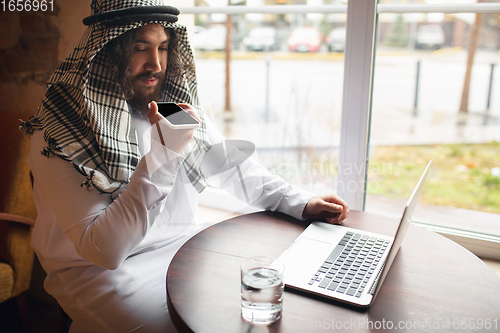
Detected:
left=126, top=71, right=166, bottom=118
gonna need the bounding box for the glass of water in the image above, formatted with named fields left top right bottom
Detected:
left=241, top=256, right=285, bottom=324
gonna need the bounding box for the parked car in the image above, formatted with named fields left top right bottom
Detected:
left=287, top=27, right=323, bottom=53
left=193, top=25, right=226, bottom=51
left=325, top=27, right=346, bottom=52
left=415, top=25, right=445, bottom=50
left=191, top=26, right=206, bottom=47
left=242, top=27, right=278, bottom=52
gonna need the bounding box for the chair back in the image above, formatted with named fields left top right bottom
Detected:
left=0, top=212, right=35, bottom=300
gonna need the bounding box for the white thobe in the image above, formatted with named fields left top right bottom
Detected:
left=28, top=115, right=315, bottom=332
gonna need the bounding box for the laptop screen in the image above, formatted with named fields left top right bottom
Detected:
left=371, top=160, right=432, bottom=300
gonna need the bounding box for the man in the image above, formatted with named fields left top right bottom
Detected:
left=22, top=1, right=349, bottom=331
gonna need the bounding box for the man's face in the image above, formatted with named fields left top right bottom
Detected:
left=127, top=24, right=169, bottom=113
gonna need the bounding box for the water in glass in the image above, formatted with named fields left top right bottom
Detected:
left=241, top=266, right=284, bottom=324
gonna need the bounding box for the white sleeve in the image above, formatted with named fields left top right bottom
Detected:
left=203, top=117, right=315, bottom=221
left=29, top=130, right=185, bottom=270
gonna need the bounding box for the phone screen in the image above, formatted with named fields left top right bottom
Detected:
left=157, top=102, right=199, bottom=126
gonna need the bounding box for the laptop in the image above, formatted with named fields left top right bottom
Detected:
left=277, top=161, right=432, bottom=307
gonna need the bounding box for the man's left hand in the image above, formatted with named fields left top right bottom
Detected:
left=302, top=194, right=350, bottom=225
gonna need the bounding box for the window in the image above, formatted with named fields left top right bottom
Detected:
left=182, top=2, right=348, bottom=210
left=363, top=1, right=500, bottom=259
left=179, top=1, right=500, bottom=259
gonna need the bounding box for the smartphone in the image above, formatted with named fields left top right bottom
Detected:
left=157, top=102, right=200, bottom=129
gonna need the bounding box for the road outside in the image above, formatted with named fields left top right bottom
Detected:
left=195, top=47, right=500, bottom=148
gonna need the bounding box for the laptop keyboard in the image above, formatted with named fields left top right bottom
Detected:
left=308, top=231, right=390, bottom=298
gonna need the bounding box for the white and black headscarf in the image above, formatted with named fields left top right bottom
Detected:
left=21, top=0, right=210, bottom=196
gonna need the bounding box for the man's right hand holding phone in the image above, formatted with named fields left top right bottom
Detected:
left=147, top=101, right=201, bottom=154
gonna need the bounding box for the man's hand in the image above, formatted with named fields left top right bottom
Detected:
left=147, top=101, right=201, bottom=154
left=302, top=194, right=350, bottom=225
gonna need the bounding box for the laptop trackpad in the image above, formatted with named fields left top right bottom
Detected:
left=280, top=237, right=333, bottom=285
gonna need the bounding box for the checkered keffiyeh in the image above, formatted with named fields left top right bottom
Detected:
left=21, top=0, right=210, bottom=195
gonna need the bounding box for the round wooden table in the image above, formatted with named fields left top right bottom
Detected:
left=166, top=211, right=500, bottom=332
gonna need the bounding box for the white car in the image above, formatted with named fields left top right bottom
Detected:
left=242, top=27, right=278, bottom=52
left=193, top=25, right=227, bottom=51
left=415, top=25, right=445, bottom=50
left=325, top=27, right=346, bottom=52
